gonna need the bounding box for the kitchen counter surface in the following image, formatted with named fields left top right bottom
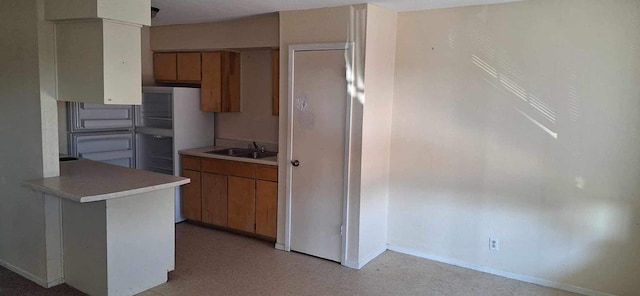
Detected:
left=23, top=158, right=189, bottom=203
left=179, top=146, right=278, bottom=166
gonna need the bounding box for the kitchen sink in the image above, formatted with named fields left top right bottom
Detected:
left=206, top=148, right=252, bottom=157
left=204, top=148, right=277, bottom=159
left=59, top=156, right=79, bottom=162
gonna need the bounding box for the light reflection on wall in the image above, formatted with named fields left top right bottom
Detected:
left=469, top=19, right=559, bottom=140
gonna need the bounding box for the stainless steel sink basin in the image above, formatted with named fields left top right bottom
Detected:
left=246, top=151, right=277, bottom=159
left=204, top=148, right=277, bottom=159
left=59, top=156, right=79, bottom=162
left=205, top=148, right=252, bottom=157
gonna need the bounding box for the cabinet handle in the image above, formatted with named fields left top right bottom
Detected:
left=291, top=160, right=300, bottom=167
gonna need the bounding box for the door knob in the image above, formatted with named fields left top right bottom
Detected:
left=291, top=160, right=300, bottom=167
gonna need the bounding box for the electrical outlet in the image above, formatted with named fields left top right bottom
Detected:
left=489, top=237, right=499, bottom=251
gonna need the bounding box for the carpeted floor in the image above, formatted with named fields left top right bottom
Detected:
left=0, top=223, right=581, bottom=296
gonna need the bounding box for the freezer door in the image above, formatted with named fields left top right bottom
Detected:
left=69, top=131, right=135, bottom=168
left=68, top=102, right=134, bottom=132
left=135, top=132, right=173, bottom=175
left=136, top=90, right=173, bottom=129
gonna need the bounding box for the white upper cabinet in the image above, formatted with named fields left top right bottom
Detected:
left=46, top=0, right=149, bottom=105
left=45, top=0, right=151, bottom=26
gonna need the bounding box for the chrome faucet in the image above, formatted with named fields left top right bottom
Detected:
left=249, top=141, right=266, bottom=152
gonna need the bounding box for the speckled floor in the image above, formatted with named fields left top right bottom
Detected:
left=1, top=223, right=580, bottom=296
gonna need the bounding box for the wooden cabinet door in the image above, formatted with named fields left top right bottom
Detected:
left=272, top=49, right=279, bottom=115
left=227, top=176, right=255, bottom=233
left=202, top=173, right=227, bottom=227
left=201, top=52, right=222, bottom=112
left=154, top=53, right=177, bottom=81
left=181, top=169, right=201, bottom=221
left=255, top=180, right=277, bottom=239
left=201, top=51, right=241, bottom=112
left=177, top=52, right=201, bottom=82
left=221, top=51, right=241, bottom=112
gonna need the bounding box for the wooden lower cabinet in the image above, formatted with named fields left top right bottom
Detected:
left=255, top=180, right=277, bottom=238
left=227, top=176, right=256, bottom=233
left=202, top=173, right=227, bottom=227
left=181, top=169, right=201, bottom=221
left=181, top=155, right=277, bottom=240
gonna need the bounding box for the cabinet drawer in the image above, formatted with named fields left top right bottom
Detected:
left=256, top=165, right=277, bottom=182
left=182, top=156, right=201, bottom=171
left=201, top=158, right=256, bottom=178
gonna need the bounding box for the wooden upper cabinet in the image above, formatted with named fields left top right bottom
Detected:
left=154, top=52, right=177, bottom=81
left=154, top=52, right=201, bottom=83
left=177, top=52, right=201, bottom=82
left=201, top=51, right=241, bottom=112
left=272, top=49, right=279, bottom=116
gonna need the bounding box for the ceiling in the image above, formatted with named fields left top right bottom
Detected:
left=150, top=0, right=523, bottom=26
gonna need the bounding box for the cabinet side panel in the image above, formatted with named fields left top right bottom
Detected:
left=272, top=49, right=279, bottom=115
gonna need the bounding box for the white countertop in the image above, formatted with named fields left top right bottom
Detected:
left=23, top=158, right=190, bottom=203
left=179, top=146, right=278, bottom=166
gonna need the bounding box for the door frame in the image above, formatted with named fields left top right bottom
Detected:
left=284, top=42, right=355, bottom=265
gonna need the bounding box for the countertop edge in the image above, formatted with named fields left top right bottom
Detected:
left=179, top=146, right=278, bottom=166
left=23, top=178, right=190, bottom=203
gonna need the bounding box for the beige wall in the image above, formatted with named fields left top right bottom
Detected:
left=150, top=14, right=278, bottom=51
left=388, top=1, right=640, bottom=295
left=147, top=16, right=280, bottom=145
left=278, top=5, right=362, bottom=267
left=215, top=50, right=278, bottom=144
left=0, top=0, right=61, bottom=286
left=358, top=4, right=397, bottom=265
left=278, top=4, right=397, bottom=269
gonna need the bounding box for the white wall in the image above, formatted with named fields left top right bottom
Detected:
left=358, top=4, right=396, bottom=266
left=215, top=50, right=279, bottom=144
left=0, top=0, right=62, bottom=287
left=388, top=1, right=640, bottom=295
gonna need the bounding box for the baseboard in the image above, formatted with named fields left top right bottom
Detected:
left=386, top=244, right=614, bottom=296
left=357, top=245, right=387, bottom=269
left=0, top=259, right=48, bottom=288
left=274, top=243, right=285, bottom=251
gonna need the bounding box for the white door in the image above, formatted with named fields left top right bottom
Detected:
left=290, top=49, right=348, bottom=262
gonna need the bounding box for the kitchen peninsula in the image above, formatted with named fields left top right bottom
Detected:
left=24, top=158, right=189, bottom=296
